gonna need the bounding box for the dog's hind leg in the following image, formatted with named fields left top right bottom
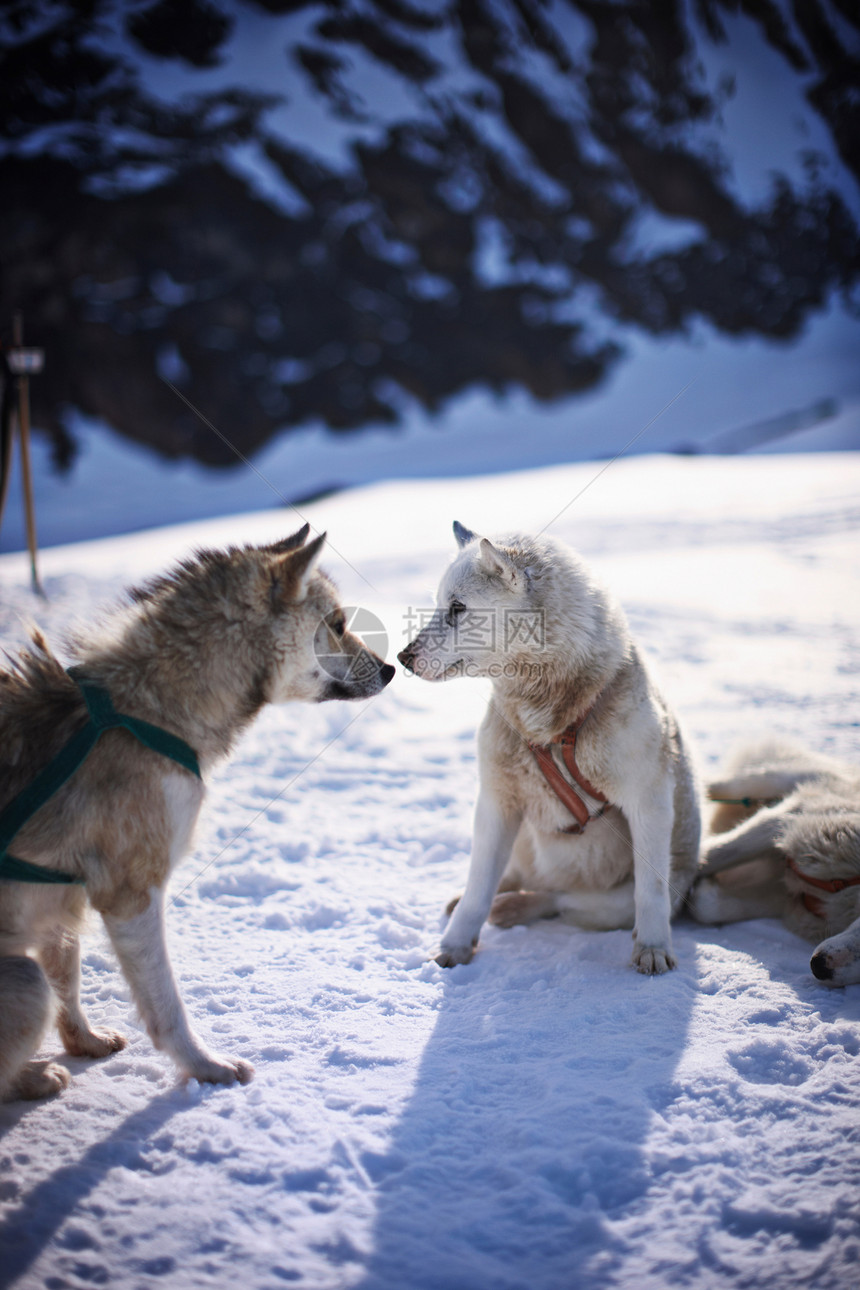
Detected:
left=557, top=881, right=637, bottom=931
left=810, top=915, right=860, bottom=988
left=488, top=889, right=563, bottom=928
left=39, top=929, right=127, bottom=1059
left=446, top=873, right=522, bottom=918
left=489, top=883, right=637, bottom=932
left=699, top=807, right=785, bottom=876
left=0, top=956, right=70, bottom=1102
left=103, top=888, right=253, bottom=1086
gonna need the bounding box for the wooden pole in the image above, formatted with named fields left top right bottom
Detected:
left=12, top=312, right=43, bottom=596
left=0, top=354, right=12, bottom=530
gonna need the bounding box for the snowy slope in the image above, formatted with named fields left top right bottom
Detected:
left=1, top=453, right=859, bottom=1290
left=2, top=302, right=859, bottom=553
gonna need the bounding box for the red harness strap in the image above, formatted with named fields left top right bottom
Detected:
left=786, top=856, right=860, bottom=919
left=528, top=705, right=609, bottom=835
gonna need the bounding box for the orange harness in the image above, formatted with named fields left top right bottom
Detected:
left=528, top=703, right=609, bottom=834
left=786, top=856, right=860, bottom=919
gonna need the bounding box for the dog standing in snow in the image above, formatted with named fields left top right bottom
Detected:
left=689, top=739, right=860, bottom=987
left=0, top=526, right=394, bottom=1101
left=399, top=523, right=701, bottom=973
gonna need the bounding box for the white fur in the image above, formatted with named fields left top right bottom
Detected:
left=439, top=791, right=522, bottom=965
left=400, top=526, right=701, bottom=974
left=162, top=772, right=205, bottom=869
left=689, top=738, right=860, bottom=986
left=104, top=890, right=252, bottom=1083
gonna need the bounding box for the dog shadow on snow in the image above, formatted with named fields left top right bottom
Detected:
left=350, top=920, right=699, bottom=1290
left=350, top=915, right=843, bottom=1290
left=0, top=1084, right=188, bottom=1286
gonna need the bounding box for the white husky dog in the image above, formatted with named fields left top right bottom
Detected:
left=689, top=739, right=860, bottom=987
left=398, top=523, right=701, bottom=973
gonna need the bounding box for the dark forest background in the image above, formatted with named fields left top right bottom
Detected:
left=1, top=0, right=858, bottom=470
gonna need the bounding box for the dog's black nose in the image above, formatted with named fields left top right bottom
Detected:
left=810, top=952, right=834, bottom=981
left=380, top=663, right=396, bottom=686
left=397, top=647, right=415, bottom=671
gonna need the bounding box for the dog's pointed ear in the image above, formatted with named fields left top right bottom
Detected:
left=266, top=522, right=310, bottom=554
left=479, top=538, right=519, bottom=587
left=453, top=520, right=478, bottom=549
left=277, top=531, right=326, bottom=602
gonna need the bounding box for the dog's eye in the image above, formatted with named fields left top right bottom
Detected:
left=331, top=615, right=346, bottom=638
left=447, top=600, right=466, bottom=626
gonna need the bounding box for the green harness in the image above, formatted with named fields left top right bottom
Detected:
left=0, top=667, right=201, bottom=885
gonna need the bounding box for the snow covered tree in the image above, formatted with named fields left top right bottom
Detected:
left=1, top=0, right=857, bottom=466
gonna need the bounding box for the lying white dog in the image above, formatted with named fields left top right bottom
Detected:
left=689, top=738, right=860, bottom=987
left=399, top=523, right=701, bottom=974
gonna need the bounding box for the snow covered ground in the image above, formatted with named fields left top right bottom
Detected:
left=3, top=298, right=859, bottom=552
left=1, top=451, right=859, bottom=1290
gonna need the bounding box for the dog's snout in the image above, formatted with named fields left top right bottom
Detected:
left=380, top=662, right=396, bottom=687
left=398, top=645, right=415, bottom=671
left=810, top=952, right=834, bottom=981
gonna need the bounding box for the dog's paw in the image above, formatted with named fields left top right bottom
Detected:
left=435, top=941, right=476, bottom=968
left=15, top=1059, right=71, bottom=1101
left=186, top=1054, right=255, bottom=1086
left=488, top=891, right=529, bottom=928
left=632, top=944, right=677, bottom=975
left=61, top=1025, right=127, bottom=1059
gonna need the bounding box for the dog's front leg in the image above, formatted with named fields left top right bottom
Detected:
left=625, top=785, right=677, bottom=974
left=103, top=889, right=253, bottom=1085
left=436, top=793, right=521, bottom=967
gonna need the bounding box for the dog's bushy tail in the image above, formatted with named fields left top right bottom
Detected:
left=0, top=630, right=83, bottom=781
left=1, top=627, right=67, bottom=693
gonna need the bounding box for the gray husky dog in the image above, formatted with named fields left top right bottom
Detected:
left=689, top=739, right=860, bottom=987
left=399, top=523, right=701, bottom=973
left=0, top=525, right=394, bottom=1101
